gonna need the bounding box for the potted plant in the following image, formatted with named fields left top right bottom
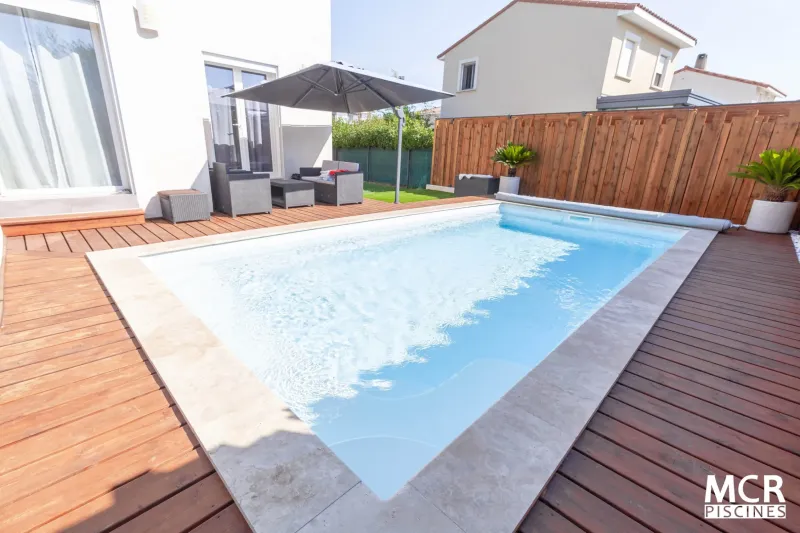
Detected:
left=491, top=141, right=536, bottom=195
left=730, top=147, right=800, bottom=234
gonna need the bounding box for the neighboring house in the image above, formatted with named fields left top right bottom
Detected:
left=438, top=0, right=696, bottom=118
left=671, top=58, right=786, bottom=104
left=0, top=0, right=332, bottom=219
left=417, top=106, right=441, bottom=126
left=333, top=111, right=374, bottom=123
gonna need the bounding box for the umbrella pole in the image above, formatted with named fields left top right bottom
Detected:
left=393, top=107, right=405, bottom=204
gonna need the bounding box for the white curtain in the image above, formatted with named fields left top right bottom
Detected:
left=0, top=41, right=58, bottom=189
left=0, top=7, right=119, bottom=191
left=208, top=86, right=235, bottom=148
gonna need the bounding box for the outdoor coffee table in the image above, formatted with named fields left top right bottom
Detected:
left=271, top=179, right=315, bottom=208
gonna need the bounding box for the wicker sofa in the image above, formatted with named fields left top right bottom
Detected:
left=299, top=160, right=363, bottom=206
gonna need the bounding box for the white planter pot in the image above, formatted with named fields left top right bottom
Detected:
left=745, top=200, right=797, bottom=234
left=499, top=176, right=521, bottom=195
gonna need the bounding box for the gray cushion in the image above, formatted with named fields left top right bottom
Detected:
left=338, top=161, right=359, bottom=172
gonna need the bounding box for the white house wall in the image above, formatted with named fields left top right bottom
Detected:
left=99, top=0, right=331, bottom=217
left=600, top=18, right=680, bottom=96
left=670, top=71, right=764, bottom=104
left=440, top=3, right=618, bottom=118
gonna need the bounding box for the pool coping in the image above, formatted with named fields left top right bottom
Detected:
left=87, top=200, right=716, bottom=533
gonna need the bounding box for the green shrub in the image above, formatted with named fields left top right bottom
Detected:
left=332, top=108, right=434, bottom=150
left=490, top=141, right=536, bottom=177
left=730, top=147, right=800, bottom=202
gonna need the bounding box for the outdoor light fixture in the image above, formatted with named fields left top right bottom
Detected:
left=136, top=0, right=159, bottom=33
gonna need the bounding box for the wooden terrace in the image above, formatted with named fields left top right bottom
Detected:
left=0, top=198, right=797, bottom=532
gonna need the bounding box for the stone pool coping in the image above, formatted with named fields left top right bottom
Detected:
left=88, top=200, right=716, bottom=533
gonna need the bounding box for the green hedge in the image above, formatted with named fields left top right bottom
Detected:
left=332, top=111, right=434, bottom=150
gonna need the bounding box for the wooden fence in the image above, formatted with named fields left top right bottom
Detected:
left=430, top=102, right=800, bottom=224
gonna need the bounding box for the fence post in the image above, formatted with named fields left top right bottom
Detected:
left=366, top=146, right=371, bottom=182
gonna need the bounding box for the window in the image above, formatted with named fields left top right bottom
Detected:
left=458, top=58, right=478, bottom=91
left=651, top=49, right=672, bottom=89
left=0, top=3, right=125, bottom=194
left=204, top=55, right=280, bottom=173
left=616, top=32, right=641, bottom=80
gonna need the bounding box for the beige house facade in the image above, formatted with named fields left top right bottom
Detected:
left=438, top=0, right=696, bottom=118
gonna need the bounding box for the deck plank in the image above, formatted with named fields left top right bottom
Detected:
left=42, top=232, right=70, bottom=252
left=62, top=230, right=93, bottom=253
left=559, top=451, right=719, bottom=533
left=5, top=236, right=26, bottom=251
left=96, top=226, right=130, bottom=249
left=0, top=406, right=182, bottom=507
left=79, top=228, right=112, bottom=251
left=127, top=224, right=165, bottom=244
left=112, top=225, right=148, bottom=246
left=0, top=427, right=196, bottom=532
left=23, top=234, right=48, bottom=251
left=541, top=474, right=651, bottom=533
left=111, top=473, right=232, bottom=533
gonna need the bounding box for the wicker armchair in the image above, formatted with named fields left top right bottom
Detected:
left=211, top=163, right=272, bottom=217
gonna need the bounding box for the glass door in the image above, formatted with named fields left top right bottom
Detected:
left=205, top=65, right=241, bottom=170
left=0, top=4, right=125, bottom=195
left=241, top=71, right=272, bottom=172
left=203, top=58, right=279, bottom=173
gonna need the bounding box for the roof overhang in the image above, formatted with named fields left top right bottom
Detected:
left=762, top=86, right=787, bottom=98
left=597, top=89, right=720, bottom=110
left=618, top=6, right=696, bottom=49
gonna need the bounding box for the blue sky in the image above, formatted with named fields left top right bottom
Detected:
left=332, top=0, right=799, bottom=100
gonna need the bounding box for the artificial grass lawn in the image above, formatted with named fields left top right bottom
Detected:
left=363, top=182, right=454, bottom=203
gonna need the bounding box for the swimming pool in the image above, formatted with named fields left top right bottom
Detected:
left=142, top=202, right=684, bottom=500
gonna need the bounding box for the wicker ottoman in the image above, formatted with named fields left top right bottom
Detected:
left=158, top=189, right=210, bottom=223
left=454, top=175, right=500, bottom=197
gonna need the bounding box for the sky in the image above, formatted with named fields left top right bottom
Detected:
left=332, top=0, right=800, bottom=101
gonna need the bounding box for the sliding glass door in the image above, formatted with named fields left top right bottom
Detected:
left=0, top=4, right=124, bottom=194
left=204, top=58, right=279, bottom=173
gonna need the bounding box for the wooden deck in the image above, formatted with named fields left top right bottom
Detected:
left=0, top=199, right=797, bottom=532
left=519, top=229, right=800, bottom=533
left=2, top=198, right=477, bottom=253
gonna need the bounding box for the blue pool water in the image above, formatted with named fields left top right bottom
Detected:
left=143, top=203, right=684, bottom=499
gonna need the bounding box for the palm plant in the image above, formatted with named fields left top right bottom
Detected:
left=490, top=141, right=536, bottom=177
left=730, top=147, right=800, bottom=202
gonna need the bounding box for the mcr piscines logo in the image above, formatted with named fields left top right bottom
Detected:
left=705, top=475, right=786, bottom=520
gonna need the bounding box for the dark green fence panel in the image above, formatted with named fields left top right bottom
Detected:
left=335, top=149, right=370, bottom=177
left=368, top=150, right=409, bottom=186
left=334, top=148, right=432, bottom=188
left=408, top=150, right=432, bottom=189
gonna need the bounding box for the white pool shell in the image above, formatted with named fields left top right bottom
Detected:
left=88, top=200, right=716, bottom=533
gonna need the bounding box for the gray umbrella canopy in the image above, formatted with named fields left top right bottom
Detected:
left=226, top=62, right=452, bottom=114
left=226, top=62, right=453, bottom=203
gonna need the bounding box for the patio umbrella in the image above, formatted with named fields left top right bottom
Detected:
left=226, top=62, right=453, bottom=203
